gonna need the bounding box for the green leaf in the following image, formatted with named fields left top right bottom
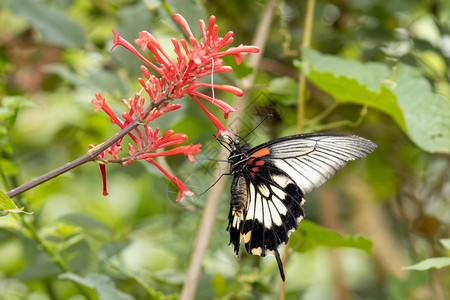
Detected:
left=43, top=223, right=83, bottom=241
left=267, top=77, right=299, bottom=104
left=211, top=273, right=228, bottom=298
left=392, top=65, right=450, bottom=154
left=0, top=107, right=14, bottom=121
left=291, top=220, right=373, bottom=253
left=0, top=191, right=32, bottom=216
left=0, top=159, right=19, bottom=176
left=60, top=213, right=111, bottom=234
left=403, top=257, right=450, bottom=271
left=300, top=48, right=450, bottom=154
left=299, top=48, right=406, bottom=130
left=0, top=96, right=34, bottom=131
left=115, top=267, right=178, bottom=300
left=440, top=239, right=450, bottom=250
left=7, top=0, right=85, bottom=48
left=385, top=272, right=427, bottom=300
left=60, top=273, right=135, bottom=300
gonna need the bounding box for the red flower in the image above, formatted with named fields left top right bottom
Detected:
left=93, top=14, right=258, bottom=200
left=148, top=158, right=194, bottom=202
left=112, top=13, right=259, bottom=136
left=138, top=143, right=202, bottom=163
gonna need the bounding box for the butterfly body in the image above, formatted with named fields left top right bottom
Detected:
left=226, top=132, right=377, bottom=281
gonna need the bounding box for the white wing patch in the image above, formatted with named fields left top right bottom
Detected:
left=258, top=183, right=271, bottom=198
left=268, top=201, right=282, bottom=225
left=244, top=175, right=292, bottom=229
left=271, top=192, right=287, bottom=215
left=271, top=174, right=294, bottom=188
left=265, top=134, right=376, bottom=194
left=253, top=191, right=264, bottom=226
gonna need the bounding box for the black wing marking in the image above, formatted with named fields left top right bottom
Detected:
left=227, top=161, right=305, bottom=281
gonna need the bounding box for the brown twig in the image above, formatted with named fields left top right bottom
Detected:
left=179, top=1, right=276, bottom=299
left=6, top=98, right=168, bottom=199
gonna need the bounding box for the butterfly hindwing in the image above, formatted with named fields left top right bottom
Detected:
left=227, top=161, right=304, bottom=281
left=226, top=132, right=377, bottom=281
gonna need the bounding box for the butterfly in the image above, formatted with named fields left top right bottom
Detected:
left=225, top=132, right=377, bottom=281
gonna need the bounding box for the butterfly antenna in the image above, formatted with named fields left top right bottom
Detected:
left=274, top=249, right=286, bottom=282
left=242, top=114, right=273, bottom=139
left=217, top=138, right=232, bottom=152
left=196, top=173, right=227, bottom=196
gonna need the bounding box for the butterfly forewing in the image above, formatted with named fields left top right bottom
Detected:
left=226, top=132, right=377, bottom=281
left=252, top=133, right=377, bottom=194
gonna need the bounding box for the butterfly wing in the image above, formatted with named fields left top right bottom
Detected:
left=227, top=162, right=305, bottom=281
left=254, top=132, right=377, bottom=194
left=227, top=132, right=377, bottom=280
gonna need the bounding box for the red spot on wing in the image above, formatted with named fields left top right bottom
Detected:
left=249, top=157, right=266, bottom=179
left=254, top=160, right=265, bottom=166
left=247, top=147, right=271, bottom=179
left=251, top=147, right=271, bottom=157
left=251, top=167, right=260, bottom=174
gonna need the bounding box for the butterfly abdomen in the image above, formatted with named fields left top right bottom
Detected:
left=230, top=175, right=247, bottom=217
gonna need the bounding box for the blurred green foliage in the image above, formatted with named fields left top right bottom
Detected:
left=0, top=0, right=449, bottom=299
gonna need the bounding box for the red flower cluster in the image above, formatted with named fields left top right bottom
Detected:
left=92, top=14, right=259, bottom=201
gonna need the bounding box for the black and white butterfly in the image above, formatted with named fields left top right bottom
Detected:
left=225, top=132, right=377, bottom=281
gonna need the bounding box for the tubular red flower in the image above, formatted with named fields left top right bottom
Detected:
left=92, top=93, right=105, bottom=112
left=112, top=30, right=162, bottom=75
left=200, top=65, right=233, bottom=75
left=173, top=14, right=195, bottom=39
left=189, top=82, right=244, bottom=96
left=199, top=19, right=207, bottom=44
left=207, top=16, right=216, bottom=45
left=92, top=94, right=124, bottom=128
left=190, top=91, right=238, bottom=118
left=147, top=158, right=194, bottom=202
left=217, top=45, right=260, bottom=65
left=144, top=129, right=188, bottom=150
left=100, top=163, right=108, bottom=196
left=212, top=33, right=234, bottom=52
left=192, top=95, right=230, bottom=139
left=138, top=143, right=201, bottom=162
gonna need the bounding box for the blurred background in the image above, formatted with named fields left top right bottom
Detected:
left=0, top=0, right=449, bottom=299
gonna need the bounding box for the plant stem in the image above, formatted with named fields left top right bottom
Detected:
left=6, top=99, right=167, bottom=199
left=179, top=1, right=275, bottom=299
left=297, top=0, right=316, bottom=133
left=313, top=106, right=368, bottom=131
left=19, top=214, right=95, bottom=299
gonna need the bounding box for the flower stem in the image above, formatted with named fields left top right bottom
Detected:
left=6, top=98, right=168, bottom=199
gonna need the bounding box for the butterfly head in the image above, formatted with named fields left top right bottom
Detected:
left=225, top=138, right=250, bottom=171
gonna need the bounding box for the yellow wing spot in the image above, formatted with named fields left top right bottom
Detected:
left=241, top=231, right=252, bottom=243
left=251, top=247, right=263, bottom=255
